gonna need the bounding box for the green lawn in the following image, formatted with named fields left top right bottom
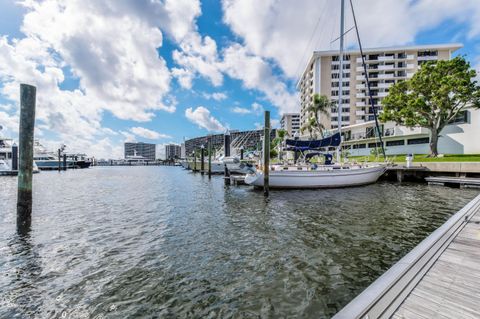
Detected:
left=349, top=154, right=480, bottom=163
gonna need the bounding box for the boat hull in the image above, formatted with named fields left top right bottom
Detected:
left=244, top=165, right=387, bottom=189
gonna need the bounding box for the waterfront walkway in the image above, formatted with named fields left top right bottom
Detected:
left=333, top=193, right=480, bottom=319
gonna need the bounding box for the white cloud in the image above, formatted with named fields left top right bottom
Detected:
left=231, top=107, right=251, bottom=114
left=203, top=92, right=227, bottom=101
left=221, top=44, right=298, bottom=114
left=231, top=102, right=264, bottom=115
left=0, top=0, right=201, bottom=158
left=185, top=106, right=226, bottom=132
left=130, top=127, right=171, bottom=140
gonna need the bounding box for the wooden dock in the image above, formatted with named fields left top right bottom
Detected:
left=333, top=193, right=480, bottom=319
left=426, top=176, right=480, bottom=188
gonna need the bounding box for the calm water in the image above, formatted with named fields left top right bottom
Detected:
left=0, top=167, right=477, bottom=318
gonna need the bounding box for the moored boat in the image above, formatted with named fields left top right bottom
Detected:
left=245, top=163, right=386, bottom=188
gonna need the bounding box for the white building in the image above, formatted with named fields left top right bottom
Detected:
left=297, top=43, right=462, bottom=132
left=165, top=144, right=181, bottom=160
left=280, top=113, right=301, bottom=137
left=337, top=108, right=480, bottom=156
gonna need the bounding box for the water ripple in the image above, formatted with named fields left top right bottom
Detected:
left=0, top=166, right=477, bottom=318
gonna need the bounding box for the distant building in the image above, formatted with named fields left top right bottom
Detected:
left=280, top=113, right=300, bottom=137
left=165, top=144, right=181, bottom=160
left=124, top=142, right=156, bottom=160
left=185, top=129, right=277, bottom=156
left=297, top=43, right=462, bottom=134
left=180, top=143, right=186, bottom=159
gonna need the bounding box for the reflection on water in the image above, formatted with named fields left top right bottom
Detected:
left=0, top=167, right=477, bottom=318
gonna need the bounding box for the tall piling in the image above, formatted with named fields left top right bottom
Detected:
left=17, top=84, right=36, bottom=234
left=12, top=143, right=18, bottom=171
left=224, top=132, right=231, bottom=185
left=263, top=111, right=270, bottom=196
left=193, top=151, right=197, bottom=172
left=63, top=154, right=67, bottom=170
left=58, top=149, right=61, bottom=171
left=240, top=146, right=244, bottom=160
left=208, top=137, right=212, bottom=179
left=201, top=145, right=205, bottom=175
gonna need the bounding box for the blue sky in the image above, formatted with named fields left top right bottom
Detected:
left=1, top=0, right=479, bottom=158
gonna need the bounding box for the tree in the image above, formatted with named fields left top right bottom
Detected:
left=301, top=94, right=333, bottom=139
left=380, top=56, right=480, bottom=156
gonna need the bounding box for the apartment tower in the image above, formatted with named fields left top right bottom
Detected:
left=297, top=44, right=462, bottom=135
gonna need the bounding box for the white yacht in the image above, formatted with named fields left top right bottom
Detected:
left=0, top=137, right=39, bottom=175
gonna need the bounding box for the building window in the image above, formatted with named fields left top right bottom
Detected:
left=368, top=142, right=382, bottom=148
left=448, top=110, right=469, bottom=124
left=353, top=143, right=366, bottom=149
left=386, top=140, right=405, bottom=147
left=418, top=50, right=438, bottom=57
left=407, top=137, right=430, bottom=145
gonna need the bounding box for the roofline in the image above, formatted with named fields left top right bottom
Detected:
left=296, top=43, right=463, bottom=89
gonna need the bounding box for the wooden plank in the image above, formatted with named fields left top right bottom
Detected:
left=392, top=203, right=480, bottom=319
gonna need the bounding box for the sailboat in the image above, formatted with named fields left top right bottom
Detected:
left=244, top=0, right=387, bottom=189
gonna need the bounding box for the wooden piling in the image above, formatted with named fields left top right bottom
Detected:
left=12, top=143, right=18, bottom=171
left=201, top=145, right=205, bottom=175
left=58, top=149, right=61, bottom=171
left=263, top=111, right=270, bottom=196
left=17, top=84, right=36, bottom=234
left=208, top=137, right=212, bottom=179
left=193, top=151, right=197, bottom=172
left=63, top=154, right=67, bottom=170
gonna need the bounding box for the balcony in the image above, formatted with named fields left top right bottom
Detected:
left=356, top=101, right=366, bottom=107
left=356, top=75, right=365, bottom=81
left=407, top=54, right=415, bottom=60
left=379, top=73, right=395, bottom=79
left=356, top=110, right=365, bottom=116
left=407, top=72, right=414, bottom=78
left=418, top=55, right=437, bottom=61
left=379, top=64, right=395, bottom=70
left=356, top=84, right=365, bottom=89
left=356, top=93, right=366, bottom=98
left=406, top=63, right=415, bottom=69
left=356, top=66, right=364, bottom=72
left=379, top=55, right=395, bottom=61
left=378, top=82, right=392, bottom=89
left=378, top=92, right=388, bottom=97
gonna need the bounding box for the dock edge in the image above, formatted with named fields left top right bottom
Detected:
left=332, top=193, right=480, bottom=319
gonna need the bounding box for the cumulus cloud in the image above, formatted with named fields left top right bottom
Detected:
left=231, top=102, right=264, bottom=115
left=221, top=44, right=299, bottom=113
left=231, top=107, right=251, bottom=114
left=185, top=106, right=226, bottom=132
left=130, top=127, right=171, bottom=140
left=0, top=0, right=201, bottom=158
left=203, top=92, right=227, bottom=101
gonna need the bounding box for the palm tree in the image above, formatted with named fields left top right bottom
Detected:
left=306, top=94, right=333, bottom=138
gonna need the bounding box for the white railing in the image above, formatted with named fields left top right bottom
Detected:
left=356, top=93, right=366, bottom=98
left=407, top=54, right=415, bottom=60
left=406, top=63, right=415, bottom=69
left=356, top=110, right=365, bottom=116
left=378, top=92, right=388, bottom=97
left=356, top=101, right=366, bottom=107
left=379, top=64, right=395, bottom=70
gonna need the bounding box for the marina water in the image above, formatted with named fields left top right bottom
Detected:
left=0, top=166, right=477, bottom=318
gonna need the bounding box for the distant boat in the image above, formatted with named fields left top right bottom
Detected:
left=0, top=137, right=40, bottom=175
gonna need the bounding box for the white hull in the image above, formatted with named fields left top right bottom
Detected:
left=244, top=164, right=387, bottom=188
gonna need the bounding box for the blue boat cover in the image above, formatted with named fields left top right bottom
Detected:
left=285, top=132, right=341, bottom=150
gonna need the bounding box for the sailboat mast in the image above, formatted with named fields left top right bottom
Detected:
left=337, top=0, right=345, bottom=163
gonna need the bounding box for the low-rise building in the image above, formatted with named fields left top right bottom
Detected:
left=337, top=108, right=479, bottom=156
